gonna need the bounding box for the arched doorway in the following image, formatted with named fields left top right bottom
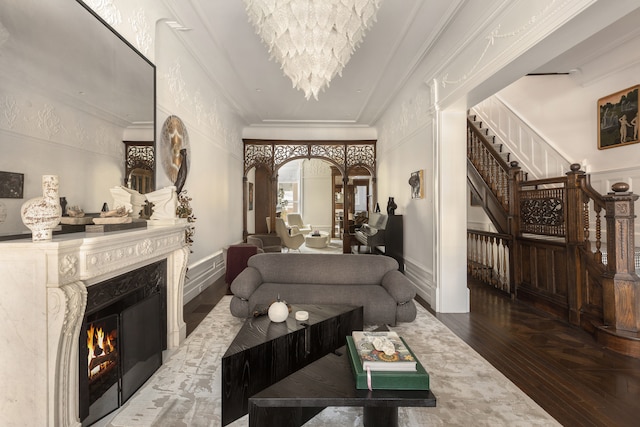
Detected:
left=242, top=139, right=377, bottom=253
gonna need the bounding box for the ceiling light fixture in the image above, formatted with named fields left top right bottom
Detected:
left=243, top=0, right=383, bottom=100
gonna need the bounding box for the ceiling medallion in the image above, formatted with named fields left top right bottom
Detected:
left=243, top=0, right=383, bottom=100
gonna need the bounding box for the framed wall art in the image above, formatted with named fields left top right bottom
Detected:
left=598, top=85, right=639, bottom=149
left=248, top=182, right=254, bottom=211
left=409, top=169, right=424, bottom=199
left=0, top=171, right=24, bottom=198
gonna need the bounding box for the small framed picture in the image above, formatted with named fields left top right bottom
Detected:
left=409, top=170, right=424, bottom=199
left=0, top=171, right=24, bottom=198
left=248, top=182, right=254, bottom=211
left=598, top=85, right=639, bottom=149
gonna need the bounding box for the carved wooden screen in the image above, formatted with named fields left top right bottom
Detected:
left=242, top=139, right=377, bottom=239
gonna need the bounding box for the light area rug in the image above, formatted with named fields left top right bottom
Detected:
left=101, top=296, right=560, bottom=427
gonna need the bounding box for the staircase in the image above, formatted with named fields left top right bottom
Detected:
left=466, top=114, right=523, bottom=235
left=467, top=109, right=640, bottom=359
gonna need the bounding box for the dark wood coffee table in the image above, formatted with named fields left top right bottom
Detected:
left=221, top=304, right=363, bottom=425
left=248, top=345, right=437, bottom=427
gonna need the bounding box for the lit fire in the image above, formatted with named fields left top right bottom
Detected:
left=87, top=323, right=117, bottom=379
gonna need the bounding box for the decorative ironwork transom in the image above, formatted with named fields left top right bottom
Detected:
left=243, top=140, right=376, bottom=177
left=126, top=145, right=154, bottom=171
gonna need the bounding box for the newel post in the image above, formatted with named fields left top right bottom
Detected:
left=565, top=164, right=587, bottom=325
left=507, top=161, right=522, bottom=296
left=601, top=182, right=640, bottom=332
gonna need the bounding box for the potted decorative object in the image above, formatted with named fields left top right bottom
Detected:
left=176, top=190, right=196, bottom=248
left=21, top=175, right=62, bottom=241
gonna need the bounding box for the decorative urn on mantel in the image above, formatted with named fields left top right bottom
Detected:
left=20, top=174, right=62, bottom=241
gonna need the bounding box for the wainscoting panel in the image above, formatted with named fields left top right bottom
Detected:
left=183, top=251, right=225, bottom=304
left=405, top=257, right=436, bottom=309
left=471, top=96, right=571, bottom=180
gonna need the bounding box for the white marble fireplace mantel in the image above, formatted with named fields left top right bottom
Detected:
left=0, top=225, right=189, bottom=427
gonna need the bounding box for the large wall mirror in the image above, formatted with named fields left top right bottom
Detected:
left=0, top=0, right=155, bottom=237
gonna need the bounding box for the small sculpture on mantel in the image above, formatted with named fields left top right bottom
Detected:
left=66, top=206, right=85, bottom=217
left=110, top=185, right=146, bottom=219
left=145, top=186, right=182, bottom=225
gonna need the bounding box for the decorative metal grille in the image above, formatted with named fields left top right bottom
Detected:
left=346, top=144, right=375, bottom=169
left=126, top=145, right=154, bottom=170
left=310, top=144, right=345, bottom=166
left=273, top=144, right=309, bottom=168
left=244, top=141, right=376, bottom=176
left=244, top=144, right=273, bottom=173
left=520, top=188, right=565, bottom=236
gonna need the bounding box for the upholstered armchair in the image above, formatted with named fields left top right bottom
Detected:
left=286, top=213, right=312, bottom=235
left=275, top=218, right=305, bottom=251
left=246, top=234, right=282, bottom=253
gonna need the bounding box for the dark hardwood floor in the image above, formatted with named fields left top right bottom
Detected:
left=436, top=278, right=640, bottom=427
left=183, top=276, right=228, bottom=336
left=184, top=276, right=640, bottom=427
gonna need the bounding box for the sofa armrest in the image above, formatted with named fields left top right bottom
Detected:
left=246, top=236, right=264, bottom=249
left=230, top=267, right=263, bottom=300
left=381, top=270, right=416, bottom=303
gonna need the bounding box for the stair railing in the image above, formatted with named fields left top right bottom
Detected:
left=468, top=114, right=640, bottom=356
left=467, top=117, right=514, bottom=210
left=467, top=229, right=512, bottom=293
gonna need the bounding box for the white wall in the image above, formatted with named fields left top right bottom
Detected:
left=498, top=67, right=640, bottom=176
left=302, top=159, right=333, bottom=233
left=377, top=83, right=438, bottom=307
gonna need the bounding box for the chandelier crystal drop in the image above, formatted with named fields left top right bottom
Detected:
left=243, top=0, right=383, bottom=100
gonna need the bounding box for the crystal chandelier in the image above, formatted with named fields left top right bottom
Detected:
left=243, top=0, right=383, bottom=100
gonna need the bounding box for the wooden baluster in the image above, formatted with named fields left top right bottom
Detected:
left=482, top=234, right=488, bottom=283
left=489, top=235, right=496, bottom=285
left=472, top=233, right=479, bottom=279
left=594, top=205, right=602, bottom=264
left=502, top=239, right=509, bottom=291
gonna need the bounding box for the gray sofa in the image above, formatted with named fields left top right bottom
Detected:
left=229, top=253, right=417, bottom=325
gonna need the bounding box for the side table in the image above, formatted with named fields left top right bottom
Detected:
left=304, top=231, right=330, bottom=249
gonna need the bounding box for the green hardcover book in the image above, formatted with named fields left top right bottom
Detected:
left=346, top=336, right=430, bottom=390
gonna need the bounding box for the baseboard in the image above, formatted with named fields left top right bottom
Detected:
left=183, top=251, right=225, bottom=304
left=404, top=258, right=436, bottom=308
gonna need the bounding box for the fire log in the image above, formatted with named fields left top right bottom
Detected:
left=89, top=351, right=118, bottom=372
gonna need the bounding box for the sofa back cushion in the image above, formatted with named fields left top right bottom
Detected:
left=248, top=253, right=398, bottom=285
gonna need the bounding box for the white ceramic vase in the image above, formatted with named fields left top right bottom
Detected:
left=268, top=301, right=289, bottom=322
left=21, top=175, right=62, bottom=241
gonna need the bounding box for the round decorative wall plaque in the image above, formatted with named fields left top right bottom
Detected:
left=160, top=115, right=190, bottom=189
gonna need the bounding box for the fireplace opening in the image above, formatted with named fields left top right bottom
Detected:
left=86, top=314, right=119, bottom=411
left=79, top=260, right=166, bottom=426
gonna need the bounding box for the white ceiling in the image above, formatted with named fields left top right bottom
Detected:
left=162, top=0, right=640, bottom=130
left=165, top=0, right=492, bottom=128
left=6, top=1, right=640, bottom=132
